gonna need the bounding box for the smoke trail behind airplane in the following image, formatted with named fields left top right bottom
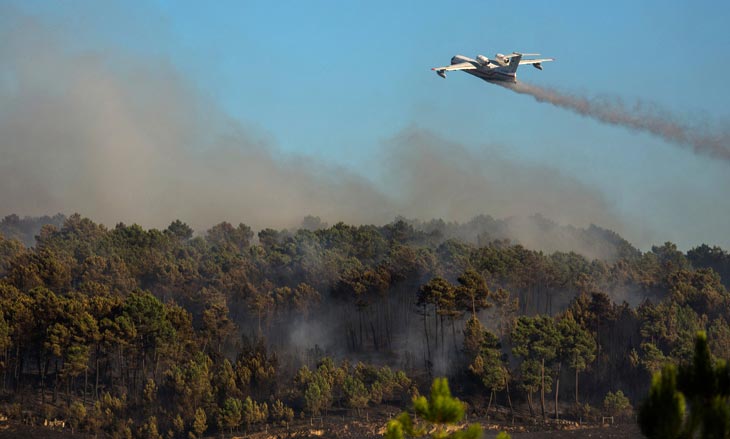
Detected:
left=499, top=81, right=730, bottom=163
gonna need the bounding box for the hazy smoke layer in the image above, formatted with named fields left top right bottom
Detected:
left=500, top=81, right=730, bottom=162
left=0, top=9, right=628, bottom=255
left=382, top=129, right=626, bottom=245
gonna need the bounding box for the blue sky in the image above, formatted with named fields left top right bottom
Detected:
left=4, top=0, right=730, bottom=249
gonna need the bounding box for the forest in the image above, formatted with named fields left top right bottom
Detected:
left=1, top=212, right=730, bottom=438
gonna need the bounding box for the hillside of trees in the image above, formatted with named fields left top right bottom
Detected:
left=1, top=213, right=730, bottom=438
left=0, top=214, right=66, bottom=247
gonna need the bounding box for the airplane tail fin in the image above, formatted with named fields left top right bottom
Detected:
left=504, top=53, right=523, bottom=73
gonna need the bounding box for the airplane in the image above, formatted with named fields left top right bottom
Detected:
left=431, top=52, right=554, bottom=83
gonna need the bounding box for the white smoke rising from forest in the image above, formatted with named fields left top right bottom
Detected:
left=499, top=81, right=730, bottom=163
left=0, top=8, right=630, bottom=255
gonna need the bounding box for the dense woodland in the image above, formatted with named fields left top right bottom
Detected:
left=1, top=213, right=730, bottom=438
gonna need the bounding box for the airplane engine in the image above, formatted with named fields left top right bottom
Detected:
left=476, top=55, right=489, bottom=65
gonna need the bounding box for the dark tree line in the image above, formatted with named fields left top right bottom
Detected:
left=1, top=213, right=730, bottom=437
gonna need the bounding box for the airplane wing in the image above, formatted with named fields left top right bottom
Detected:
left=518, top=58, right=554, bottom=70
left=431, top=62, right=477, bottom=78
left=431, top=62, right=477, bottom=72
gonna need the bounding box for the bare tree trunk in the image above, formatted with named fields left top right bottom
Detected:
left=141, top=351, right=146, bottom=398
left=84, top=367, right=88, bottom=405
left=14, top=344, right=20, bottom=390
left=434, top=305, right=439, bottom=354
left=554, top=362, right=561, bottom=421
left=2, top=347, right=7, bottom=391
left=119, top=346, right=124, bottom=389
left=451, top=320, right=458, bottom=355
left=39, top=355, right=45, bottom=404
left=548, top=293, right=553, bottom=315
left=358, top=308, right=364, bottom=349
left=153, top=350, right=160, bottom=383
left=384, top=303, right=393, bottom=350
left=422, top=306, right=431, bottom=370
left=17, top=352, right=24, bottom=401
left=95, top=356, right=100, bottom=401
left=53, top=359, right=59, bottom=403
left=486, top=391, right=494, bottom=418
left=506, top=379, right=514, bottom=423
left=133, top=358, right=138, bottom=402
left=370, top=322, right=379, bottom=351
left=575, top=368, right=580, bottom=407
left=440, top=315, right=446, bottom=357
left=540, top=357, right=546, bottom=422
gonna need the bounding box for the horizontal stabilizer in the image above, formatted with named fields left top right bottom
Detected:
left=518, top=58, right=554, bottom=67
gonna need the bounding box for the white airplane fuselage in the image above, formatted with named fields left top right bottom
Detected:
left=450, top=54, right=518, bottom=83
left=432, top=51, right=552, bottom=82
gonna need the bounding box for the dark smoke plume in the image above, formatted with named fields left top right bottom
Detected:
left=499, top=81, right=730, bottom=163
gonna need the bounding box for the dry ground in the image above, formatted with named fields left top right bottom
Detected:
left=0, top=418, right=643, bottom=439
left=510, top=423, right=642, bottom=438
left=0, top=423, right=93, bottom=438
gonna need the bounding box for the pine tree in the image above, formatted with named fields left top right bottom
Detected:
left=218, top=397, right=242, bottom=434
left=511, top=316, right=561, bottom=422
left=190, top=407, right=207, bottom=439
left=67, top=401, right=86, bottom=434
left=558, top=315, right=596, bottom=408
left=466, top=317, right=509, bottom=418
left=343, top=375, right=369, bottom=415
left=603, top=390, right=631, bottom=418
left=270, top=399, right=294, bottom=426
left=638, top=332, right=730, bottom=438
left=384, top=378, right=480, bottom=439
left=638, top=365, right=685, bottom=439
